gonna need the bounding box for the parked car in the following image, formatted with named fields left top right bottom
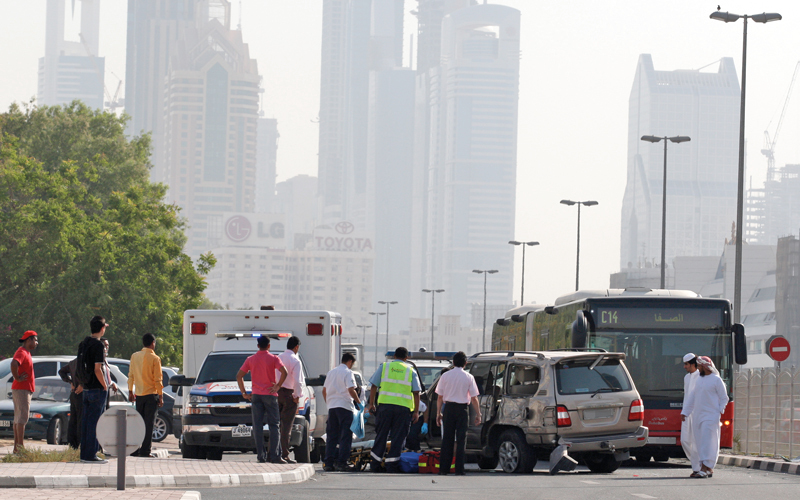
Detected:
left=107, top=358, right=179, bottom=397
left=424, top=350, right=649, bottom=473
left=0, top=356, right=129, bottom=401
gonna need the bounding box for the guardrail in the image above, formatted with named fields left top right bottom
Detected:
left=734, top=367, right=800, bottom=457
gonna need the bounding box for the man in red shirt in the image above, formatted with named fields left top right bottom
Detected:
left=10, top=330, right=38, bottom=453
left=236, top=336, right=289, bottom=463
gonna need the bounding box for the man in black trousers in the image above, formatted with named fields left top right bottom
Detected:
left=435, top=351, right=481, bottom=475
left=58, top=358, right=83, bottom=449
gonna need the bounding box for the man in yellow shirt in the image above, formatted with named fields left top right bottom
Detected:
left=128, top=333, right=163, bottom=457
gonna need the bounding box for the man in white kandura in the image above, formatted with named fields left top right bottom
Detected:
left=681, top=353, right=700, bottom=474
left=680, top=356, right=728, bottom=478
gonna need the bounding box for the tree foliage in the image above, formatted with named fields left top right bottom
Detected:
left=0, top=101, right=215, bottom=365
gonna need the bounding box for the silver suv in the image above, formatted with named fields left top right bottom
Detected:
left=426, top=350, right=648, bottom=473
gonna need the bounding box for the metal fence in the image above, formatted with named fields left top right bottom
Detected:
left=734, top=367, right=800, bottom=457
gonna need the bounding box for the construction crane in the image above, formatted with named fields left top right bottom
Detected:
left=761, top=61, right=800, bottom=182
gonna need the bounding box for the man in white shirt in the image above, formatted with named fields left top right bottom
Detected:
left=322, top=352, right=360, bottom=472
left=681, top=353, right=700, bottom=474
left=435, top=351, right=481, bottom=476
left=277, top=336, right=304, bottom=463
left=681, top=356, right=729, bottom=478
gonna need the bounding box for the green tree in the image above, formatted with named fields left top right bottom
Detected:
left=0, top=101, right=215, bottom=366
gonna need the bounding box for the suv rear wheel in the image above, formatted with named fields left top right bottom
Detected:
left=583, top=453, right=621, bottom=473
left=497, top=430, right=536, bottom=473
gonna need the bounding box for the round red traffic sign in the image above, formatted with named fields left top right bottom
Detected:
left=767, top=335, right=791, bottom=362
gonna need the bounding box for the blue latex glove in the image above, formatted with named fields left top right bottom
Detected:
left=355, top=402, right=362, bottom=411
left=421, top=423, right=428, bottom=435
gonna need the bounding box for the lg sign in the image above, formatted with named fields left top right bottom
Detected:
left=225, top=216, right=251, bottom=242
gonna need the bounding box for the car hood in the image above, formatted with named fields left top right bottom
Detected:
left=0, top=399, right=69, bottom=413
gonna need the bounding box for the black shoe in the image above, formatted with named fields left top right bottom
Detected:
left=455, top=472, right=466, bottom=476
left=335, top=463, right=355, bottom=472
left=258, top=458, right=268, bottom=463
left=369, top=461, right=382, bottom=473
left=271, top=457, right=288, bottom=464
left=437, top=471, right=448, bottom=476
left=323, top=464, right=335, bottom=472
left=81, top=456, right=109, bottom=464
left=386, top=466, right=400, bottom=474
left=282, top=457, right=297, bottom=464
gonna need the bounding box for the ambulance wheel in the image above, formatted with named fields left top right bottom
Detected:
left=294, top=419, right=311, bottom=463
left=310, top=438, right=324, bottom=463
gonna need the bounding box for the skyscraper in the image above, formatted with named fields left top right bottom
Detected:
left=38, top=0, right=104, bottom=110
left=255, top=117, right=279, bottom=214
left=161, top=0, right=260, bottom=256
left=413, top=3, right=521, bottom=321
left=124, top=0, right=196, bottom=183
left=620, top=55, right=740, bottom=272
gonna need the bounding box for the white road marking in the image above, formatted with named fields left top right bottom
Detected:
left=631, top=494, right=656, bottom=499
left=580, top=480, right=600, bottom=485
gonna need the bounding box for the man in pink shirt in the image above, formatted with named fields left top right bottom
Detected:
left=236, top=336, right=288, bottom=463
left=435, top=351, right=481, bottom=475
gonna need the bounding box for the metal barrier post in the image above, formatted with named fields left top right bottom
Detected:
left=117, top=408, right=126, bottom=491
left=792, top=367, right=796, bottom=459
left=775, top=367, right=779, bottom=455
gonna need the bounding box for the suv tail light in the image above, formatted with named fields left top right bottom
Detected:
left=190, top=322, right=207, bottom=335
left=556, top=405, right=572, bottom=427
left=628, top=399, right=644, bottom=421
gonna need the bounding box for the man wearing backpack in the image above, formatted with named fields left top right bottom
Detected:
left=77, top=315, right=110, bottom=464
left=58, top=357, right=84, bottom=449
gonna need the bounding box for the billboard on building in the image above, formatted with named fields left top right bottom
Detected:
left=222, top=212, right=287, bottom=248
left=312, top=221, right=374, bottom=252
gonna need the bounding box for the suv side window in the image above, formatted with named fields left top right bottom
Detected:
left=468, top=362, right=492, bottom=395
left=489, top=363, right=506, bottom=398
left=507, top=364, right=540, bottom=395
left=33, top=361, right=57, bottom=378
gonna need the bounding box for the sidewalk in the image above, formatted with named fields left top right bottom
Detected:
left=0, top=455, right=315, bottom=489
left=718, top=453, right=800, bottom=476
left=0, top=488, right=200, bottom=499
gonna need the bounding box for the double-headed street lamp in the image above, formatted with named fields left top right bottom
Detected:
left=508, top=240, right=539, bottom=306
left=422, top=289, right=444, bottom=351
left=368, top=311, right=385, bottom=371
left=641, top=135, right=691, bottom=289
left=709, top=9, right=782, bottom=323
left=560, top=200, right=598, bottom=291
left=377, top=300, right=398, bottom=356
left=355, top=324, right=372, bottom=351
left=472, top=270, right=498, bottom=351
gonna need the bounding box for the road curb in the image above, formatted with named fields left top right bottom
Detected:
left=718, top=454, right=800, bottom=475
left=0, top=463, right=315, bottom=488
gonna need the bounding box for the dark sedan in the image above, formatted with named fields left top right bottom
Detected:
left=0, top=376, right=71, bottom=444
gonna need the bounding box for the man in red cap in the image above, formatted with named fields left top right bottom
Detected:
left=10, top=330, right=39, bottom=453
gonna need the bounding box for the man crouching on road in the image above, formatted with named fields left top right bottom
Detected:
left=11, top=330, right=38, bottom=454
left=237, top=336, right=288, bottom=463
left=367, top=347, right=420, bottom=473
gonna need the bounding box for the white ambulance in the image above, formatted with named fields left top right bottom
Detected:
left=170, top=309, right=342, bottom=461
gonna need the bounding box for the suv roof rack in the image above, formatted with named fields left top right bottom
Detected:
left=386, top=350, right=456, bottom=360
left=546, top=348, right=608, bottom=353
left=469, top=351, right=546, bottom=360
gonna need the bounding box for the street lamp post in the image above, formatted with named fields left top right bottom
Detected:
left=472, top=270, right=498, bottom=351
left=560, top=200, right=599, bottom=291
left=355, top=324, right=372, bottom=350
left=641, top=135, right=691, bottom=289
left=508, top=240, right=539, bottom=305
left=368, top=311, right=385, bottom=373
left=710, top=9, right=782, bottom=323
left=422, top=289, right=444, bottom=350
left=377, top=300, right=398, bottom=356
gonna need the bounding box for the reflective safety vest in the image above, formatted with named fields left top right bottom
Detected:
left=376, top=360, right=414, bottom=410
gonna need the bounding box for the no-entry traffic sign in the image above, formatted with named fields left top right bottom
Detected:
left=767, top=335, right=791, bottom=362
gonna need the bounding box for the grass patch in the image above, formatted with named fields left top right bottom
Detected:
left=1, top=446, right=81, bottom=463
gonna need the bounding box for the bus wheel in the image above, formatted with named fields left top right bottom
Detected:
left=633, top=451, right=652, bottom=463
left=584, top=453, right=621, bottom=473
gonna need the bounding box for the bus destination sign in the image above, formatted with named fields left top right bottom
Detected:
left=591, top=307, right=723, bottom=330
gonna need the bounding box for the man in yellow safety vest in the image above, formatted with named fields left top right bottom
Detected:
left=367, top=346, right=420, bottom=473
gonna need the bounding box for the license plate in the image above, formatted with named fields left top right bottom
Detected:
left=232, top=425, right=252, bottom=437
left=647, top=437, right=676, bottom=445
left=0, top=420, right=10, bottom=428
left=583, top=409, right=615, bottom=420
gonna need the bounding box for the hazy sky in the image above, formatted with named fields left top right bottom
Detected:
left=2, top=0, right=800, bottom=307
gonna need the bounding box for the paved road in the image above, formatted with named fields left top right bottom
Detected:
left=192, top=459, right=800, bottom=500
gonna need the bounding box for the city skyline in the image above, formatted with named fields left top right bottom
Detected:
left=2, top=1, right=800, bottom=308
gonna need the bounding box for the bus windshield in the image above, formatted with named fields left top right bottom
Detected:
left=590, top=331, right=732, bottom=400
